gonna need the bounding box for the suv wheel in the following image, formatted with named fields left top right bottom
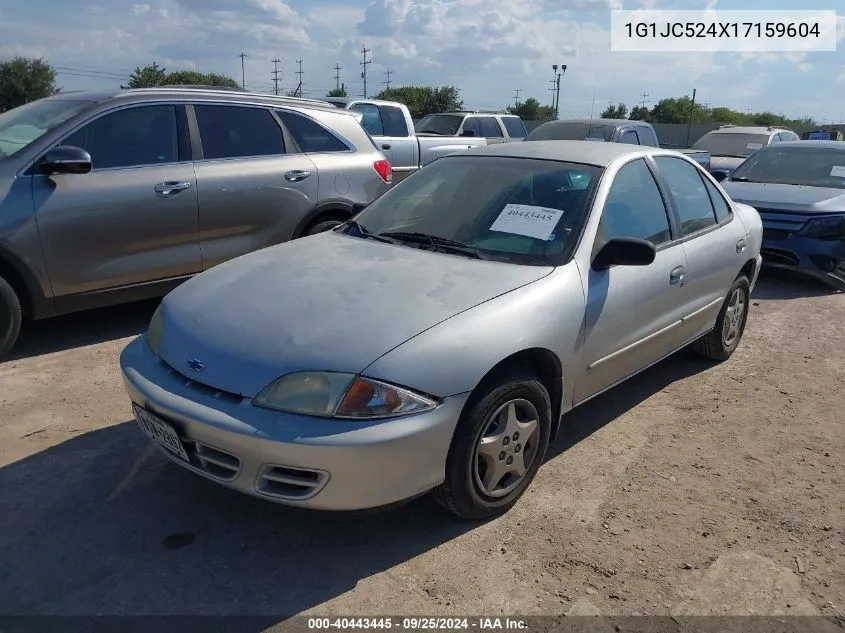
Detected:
left=0, top=276, right=22, bottom=360
left=304, top=216, right=344, bottom=236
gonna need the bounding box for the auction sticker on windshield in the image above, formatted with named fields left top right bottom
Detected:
left=830, top=166, right=845, bottom=178
left=490, top=204, right=564, bottom=240
left=746, top=142, right=763, bottom=150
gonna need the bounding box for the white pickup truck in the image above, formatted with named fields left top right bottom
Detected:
left=325, top=98, right=487, bottom=183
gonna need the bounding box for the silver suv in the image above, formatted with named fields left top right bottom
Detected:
left=692, top=125, right=799, bottom=178
left=0, top=87, right=393, bottom=358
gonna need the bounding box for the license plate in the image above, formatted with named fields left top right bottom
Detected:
left=133, top=404, right=190, bottom=463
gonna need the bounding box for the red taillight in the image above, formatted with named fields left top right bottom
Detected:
left=374, top=159, right=392, bottom=184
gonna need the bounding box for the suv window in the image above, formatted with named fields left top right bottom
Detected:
left=380, top=105, right=409, bottom=137
left=63, top=104, right=178, bottom=170
left=462, top=117, right=482, bottom=138
left=479, top=117, right=503, bottom=138
left=350, top=103, right=383, bottom=136
left=620, top=129, right=640, bottom=145
left=501, top=117, right=527, bottom=138
left=654, top=156, right=717, bottom=236
left=194, top=105, right=283, bottom=160
left=599, top=158, right=671, bottom=246
left=278, top=110, right=349, bottom=153
left=636, top=126, right=659, bottom=147
left=701, top=174, right=732, bottom=222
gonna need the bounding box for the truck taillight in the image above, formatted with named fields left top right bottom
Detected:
left=373, top=159, right=393, bottom=184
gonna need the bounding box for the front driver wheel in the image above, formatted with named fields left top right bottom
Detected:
left=0, top=275, right=22, bottom=360
left=304, top=216, right=344, bottom=236
left=433, top=369, right=552, bottom=520
left=692, top=274, right=750, bottom=361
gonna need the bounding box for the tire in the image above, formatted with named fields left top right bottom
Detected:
left=692, top=274, right=750, bottom=361
left=304, top=216, right=344, bottom=236
left=0, top=276, right=22, bottom=360
left=432, top=369, right=552, bottom=520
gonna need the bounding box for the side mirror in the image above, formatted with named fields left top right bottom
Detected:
left=38, top=145, right=92, bottom=175
left=712, top=171, right=728, bottom=182
left=461, top=130, right=476, bottom=137
left=592, top=237, right=656, bottom=271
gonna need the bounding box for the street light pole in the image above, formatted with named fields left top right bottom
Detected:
left=552, top=64, right=568, bottom=120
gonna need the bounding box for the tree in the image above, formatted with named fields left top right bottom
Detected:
left=506, top=97, right=555, bottom=121
left=650, top=96, right=708, bottom=124
left=374, top=85, right=463, bottom=119
left=327, top=87, right=347, bottom=97
left=600, top=103, right=628, bottom=119
left=628, top=105, right=651, bottom=122
left=122, top=62, right=167, bottom=89
left=0, top=56, right=57, bottom=112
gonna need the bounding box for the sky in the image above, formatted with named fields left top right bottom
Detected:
left=0, top=0, right=843, bottom=122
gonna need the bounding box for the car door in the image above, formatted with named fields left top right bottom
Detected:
left=31, top=103, right=201, bottom=306
left=348, top=102, right=417, bottom=179
left=574, top=157, right=689, bottom=404
left=190, top=103, right=319, bottom=270
left=478, top=116, right=506, bottom=144
left=651, top=155, right=748, bottom=344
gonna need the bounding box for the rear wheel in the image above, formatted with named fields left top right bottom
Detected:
left=0, top=276, right=22, bottom=360
left=692, top=275, right=750, bottom=361
left=304, top=215, right=345, bottom=236
left=432, top=369, right=551, bottom=520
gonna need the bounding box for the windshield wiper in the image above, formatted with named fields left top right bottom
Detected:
left=341, top=220, right=397, bottom=244
left=378, top=231, right=488, bottom=259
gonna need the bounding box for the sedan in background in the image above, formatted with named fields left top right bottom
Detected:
left=120, top=141, right=762, bottom=520
left=720, top=141, right=845, bottom=290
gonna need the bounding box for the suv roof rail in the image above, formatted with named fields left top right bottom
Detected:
left=718, top=124, right=738, bottom=128
left=121, top=86, right=332, bottom=107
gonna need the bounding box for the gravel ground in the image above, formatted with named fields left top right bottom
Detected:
left=0, top=271, right=842, bottom=623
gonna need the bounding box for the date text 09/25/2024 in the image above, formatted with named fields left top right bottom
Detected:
left=307, top=618, right=528, bottom=631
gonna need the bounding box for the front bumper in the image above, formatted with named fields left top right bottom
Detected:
left=760, top=233, right=845, bottom=291
left=119, top=335, right=470, bottom=511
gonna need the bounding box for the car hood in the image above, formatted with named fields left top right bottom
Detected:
left=721, top=182, right=845, bottom=214
left=710, top=156, right=746, bottom=171
left=157, top=232, right=553, bottom=398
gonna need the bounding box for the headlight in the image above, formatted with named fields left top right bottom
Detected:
left=253, top=371, right=438, bottom=419
left=798, top=215, right=845, bottom=240
left=146, top=305, right=164, bottom=355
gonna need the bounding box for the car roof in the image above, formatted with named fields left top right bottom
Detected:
left=456, top=140, right=664, bottom=166
left=771, top=140, right=845, bottom=150
left=537, top=118, right=650, bottom=129
left=706, top=126, right=781, bottom=135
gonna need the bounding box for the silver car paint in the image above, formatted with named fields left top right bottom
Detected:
left=120, top=141, right=763, bottom=511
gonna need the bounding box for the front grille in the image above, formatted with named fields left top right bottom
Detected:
left=256, top=464, right=329, bottom=500
left=185, top=440, right=241, bottom=481
left=761, top=247, right=800, bottom=266
left=157, top=357, right=244, bottom=405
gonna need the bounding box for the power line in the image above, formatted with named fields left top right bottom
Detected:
left=513, top=88, right=521, bottom=107
left=360, top=46, right=372, bottom=98
left=333, top=62, right=343, bottom=91
left=238, top=52, right=248, bottom=89
left=271, top=58, right=282, bottom=95
left=383, top=68, right=392, bottom=90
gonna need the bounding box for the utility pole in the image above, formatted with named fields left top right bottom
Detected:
left=513, top=88, right=521, bottom=107
left=294, top=58, right=303, bottom=97
left=640, top=91, right=649, bottom=108
left=333, top=62, right=343, bottom=91
left=686, top=88, right=697, bottom=147
left=239, top=52, right=248, bottom=90
left=271, top=58, right=282, bottom=95
left=360, top=46, right=372, bottom=98
left=383, top=68, right=392, bottom=90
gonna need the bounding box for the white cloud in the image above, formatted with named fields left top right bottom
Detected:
left=132, top=4, right=150, bottom=15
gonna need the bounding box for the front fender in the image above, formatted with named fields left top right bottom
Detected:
left=361, top=264, right=585, bottom=401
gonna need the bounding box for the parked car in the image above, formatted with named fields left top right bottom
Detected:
left=692, top=125, right=799, bottom=180
left=0, top=87, right=393, bottom=358
left=719, top=140, right=845, bottom=290
left=414, top=111, right=528, bottom=144
left=525, top=118, right=711, bottom=171
left=801, top=127, right=844, bottom=141
left=325, top=98, right=487, bottom=183
left=120, top=141, right=762, bottom=520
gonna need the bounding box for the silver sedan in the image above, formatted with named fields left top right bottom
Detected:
left=119, top=141, right=763, bottom=520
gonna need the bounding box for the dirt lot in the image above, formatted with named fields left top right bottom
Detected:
left=0, top=271, right=843, bottom=622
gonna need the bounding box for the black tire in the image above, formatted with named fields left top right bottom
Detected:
left=304, top=216, right=344, bottom=236
left=432, top=368, right=552, bottom=520
left=0, top=276, right=22, bottom=360
left=692, top=274, right=750, bottom=361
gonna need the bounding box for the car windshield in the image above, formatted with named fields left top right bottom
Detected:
left=0, top=98, right=93, bottom=158
left=730, top=146, right=845, bottom=189
left=349, top=155, right=601, bottom=266
left=692, top=132, right=770, bottom=157
left=416, top=114, right=463, bottom=135
left=527, top=122, right=616, bottom=142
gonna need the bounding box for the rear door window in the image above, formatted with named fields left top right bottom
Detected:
left=654, top=155, right=718, bottom=236
left=479, top=117, right=503, bottom=138
left=636, top=126, right=659, bottom=147
left=462, top=117, right=482, bottom=137
left=380, top=105, right=409, bottom=137
left=194, top=105, right=284, bottom=159
left=501, top=117, right=527, bottom=139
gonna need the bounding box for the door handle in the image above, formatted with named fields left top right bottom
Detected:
left=670, top=266, right=687, bottom=286
left=381, top=144, right=391, bottom=150
left=154, top=181, right=191, bottom=196
left=284, top=170, right=312, bottom=182
left=736, top=238, right=747, bottom=253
